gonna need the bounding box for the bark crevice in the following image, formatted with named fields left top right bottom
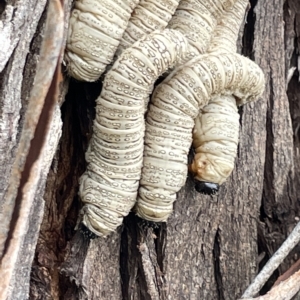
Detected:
left=213, top=228, right=224, bottom=300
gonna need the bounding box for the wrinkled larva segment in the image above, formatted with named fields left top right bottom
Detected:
left=117, top=0, right=181, bottom=54
left=79, top=30, right=190, bottom=237
left=135, top=53, right=265, bottom=222
left=190, top=95, right=239, bottom=185
left=167, top=0, right=238, bottom=60
left=208, top=0, right=249, bottom=54
left=64, top=0, right=139, bottom=81
left=189, top=0, right=250, bottom=190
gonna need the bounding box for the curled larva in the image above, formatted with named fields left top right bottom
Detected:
left=117, top=0, right=238, bottom=62
left=117, top=0, right=181, bottom=54
left=64, top=0, right=139, bottom=81
left=135, top=53, right=265, bottom=222
left=166, top=0, right=238, bottom=61
left=190, top=0, right=250, bottom=194
left=78, top=30, right=190, bottom=237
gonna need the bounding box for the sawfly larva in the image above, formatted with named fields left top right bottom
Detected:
left=166, top=0, right=238, bottom=61
left=208, top=0, right=249, bottom=55
left=190, top=94, right=240, bottom=193
left=135, top=53, right=265, bottom=222
left=117, top=0, right=180, bottom=54
left=78, top=30, right=189, bottom=236
left=190, top=0, right=249, bottom=194
left=64, top=0, right=139, bottom=81
left=117, top=0, right=238, bottom=62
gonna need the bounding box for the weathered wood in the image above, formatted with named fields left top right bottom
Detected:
left=257, top=0, right=300, bottom=296
left=240, top=269, right=300, bottom=300
left=242, top=221, right=300, bottom=298
left=0, top=0, right=68, bottom=299
left=0, top=0, right=47, bottom=208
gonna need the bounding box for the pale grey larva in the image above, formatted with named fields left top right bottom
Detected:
left=117, top=0, right=237, bottom=61
left=166, top=0, right=238, bottom=62
left=207, top=0, right=249, bottom=55
left=135, top=53, right=265, bottom=222
left=64, top=0, right=139, bottom=81
left=190, top=94, right=240, bottom=186
left=117, top=0, right=181, bottom=54
left=190, top=0, right=250, bottom=193
left=78, top=30, right=190, bottom=236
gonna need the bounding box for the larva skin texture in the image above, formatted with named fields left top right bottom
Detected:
left=64, top=0, right=139, bottom=81
left=117, top=0, right=181, bottom=54
left=117, top=0, right=238, bottom=62
left=135, top=53, right=265, bottom=222
left=79, top=30, right=189, bottom=237
left=190, top=0, right=250, bottom=187
left=190, top=94, right=240, bottom=185
left=208, top=0, right=249, bottom=55
left=167, top=0, right=238, bottom=61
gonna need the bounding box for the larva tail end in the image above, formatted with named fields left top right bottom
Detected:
left=79, top=223, right=97, bottom=240
left=195, top=180, right=219, bottom=196
left=136, top=216, right=161, bottom=230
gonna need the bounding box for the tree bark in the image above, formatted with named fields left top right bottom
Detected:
left=0, top=0, right=300, bottom=299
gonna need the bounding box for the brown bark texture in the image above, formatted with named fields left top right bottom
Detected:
left=0, top=0, right=299, bottom=299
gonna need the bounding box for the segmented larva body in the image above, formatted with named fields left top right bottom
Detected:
left=190, top=0, right=250, bottom=189
left=117, top=0, right=181, bottom=54
left=135, top=53, right=265, bottom=222
left=78, top=30, right=189, bottom=236
left=167, top=0, right=238, bottom=61
left=208, top=0, right=249, bottom=54
left=117, top=0, right=238, bottom=61
left=64, top=0, right=139, bottom=81
left=190, top=95, right=240, bottom=185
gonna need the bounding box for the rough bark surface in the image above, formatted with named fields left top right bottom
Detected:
left=0, top=0, right=299, bottom=299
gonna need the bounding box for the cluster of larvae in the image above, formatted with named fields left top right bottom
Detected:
left=64, top=0, right=265, bottom=236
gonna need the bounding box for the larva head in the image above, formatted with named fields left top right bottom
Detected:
left=189, top=152, right=234, bottom=186
left=136, top=216, right=161, bottom=230
left=79, top=223, right=97, bottom=240
left=194, top=180, right=219, bottom=195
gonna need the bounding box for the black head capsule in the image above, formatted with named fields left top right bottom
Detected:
left=79, top=223, right=97, bottom=240
left=135, top=215, right=161, bottom=230
left=195, top=180, right=219, bottom=195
